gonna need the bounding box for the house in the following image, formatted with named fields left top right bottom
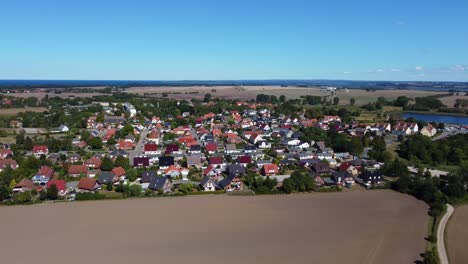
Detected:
left=205, top=143, right=218, bottom=154
left=12, top=179, right=35, bottom=193
left=158, top=156, right=175, bottom=169
left=186, top=155, right=202, bottom=168
left=312, top=162, right=332, bottom=175
left=97, top=171, right=117, bottom=185
left=338, top=162, right=359, bottom=176
left=118, top=141, right=135, bottom=150
left=144, top=143, right=160, bottom=155
left=227, top=164, right=246, bottom=177
left=148, top=176, right=173, bottom=193
left=203, top=165, right=218, bottom=177
left=332, top=171, right=355, bottom=186
left=0, top=149, right=13, bottom=159
left=359, top=170, right=383, bottom=186
left=209, top=156, right=225, bottom=169
left=244, top=145, right=257, bottom=153
left=47, top=180, right=67, bottom=196
left=238, top=155, right=252, bottom=166
left=68, top=165, right=89, bottom=177
left=225, top=144, right=240, bottom=155
left=68, top=153, right=82, bottom=164
left=32, top=166, right=54, bottom=185
left=189, top=144, right=202, bottom=154
left=85, top=156, right=102, bottom=169
left=256, top=140, right=271, bottom=149
left=313, top=175, right=325, bottom=187
left=420, top=124, right=437, bottom=137
left=33, top=145, right=49, bottom=158
left=56, top=125, right=69, bottom=133
left=133, top=157, right=150, bottom=167
left=112, top=166, right=126, bottom=180
left=164, top=165, right=181, bottom=178
left=147, top=130, right=161, bottom=144
left=165, top=144, right=180, bottom=154
left=218, top=174, right=243, bottom=191
left=261, top=164, right=279, bottom=176
left=0, top=158, right=18, bottom=171
left=76, top=177, right=100, bottom=192
left=200, top=176, right=219, bottom=191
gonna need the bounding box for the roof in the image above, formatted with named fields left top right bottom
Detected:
left=33, top=145, right=48, bottom=153
left=164, top=165, right=180, bottom=175
left=15, top=179, right=34, bottom=189
left=112, top=166, right=126, bottom=177
left=200, top=176, right=218, bottom=187
left=148, top=176, right=170, bottom=191
left=209, top=156, right=223, bottom=165
left=68, top=165, right=88, bottom=175
left=159, top=156, right=174, bottom=166
left=227, top=164, right=246, bottom=176
left=0, top=159, right=18, bottom=169
left=77, top=178, right=98, bottom=191
left=238, top=155, right=252, bottom=164
left=141, top=171, right=157, bottom=183
left=97, top=171, right=116, bottom=184
left=47, top=180, right=66, bottom=191
left=144, top=143, right=158, bottom=152
left=218, top=174, right=238, bottom=189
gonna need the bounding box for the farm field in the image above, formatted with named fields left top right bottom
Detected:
left=0, top=107, right=48, bottom=116
left=125, top=86, right=462, bottom=107
left=0, top=190, right=429, bottom=264
left=447, top=205, right=468, bottom=264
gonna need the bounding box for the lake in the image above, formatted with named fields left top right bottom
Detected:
left=403, top=112, right=468, bottom=125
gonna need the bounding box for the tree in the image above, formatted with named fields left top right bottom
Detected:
left=126, top=184, right=142, bottom=197
left=88, top=137, right=103, bottom=149
left=24, top=136, right=33, bottom=150
left=423, top=247, right=439, bottom=264
left=126, top=168, right=138, bottom=182
left=46, top=184, right=59, bottom=200
left=9, top=179, right=17, bottom=189
left=282, top=178, right=295, bottom=194
left=114, top=156, right=130, bottom=170
left=279, top=95, right=286, bottom=103
left=100, top=156, right=114, bottom=171
left=333, top=97, right=340, bottom=105
left=0, top=185, right=11, bottom=201
left=204, top=93, right=212, bottom=103
left=350, top=98, right=356, bottom=106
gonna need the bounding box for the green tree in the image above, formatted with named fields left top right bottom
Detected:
left=333, top=97, right=340, bottom=105
left=279, top=95, right=286, bottom=103
left=204, top=93, right=212, bottom=103
left=88, top=137, right=103, bottom=149
left=9, top=179, right=17, bottom=189
left=126, top=168, right=138, bottom=182
left=46, top=184, right=59, bottom=200
left=100, top=156, right=114, bottom=171
left=350, top=98, right=356, bottom=106
left=114, top=156, right=130, bottom=169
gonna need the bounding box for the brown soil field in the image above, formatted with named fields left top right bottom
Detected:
left=447, top=205, right=468, bottom=264
left=126, top=85, right=457, bottom=106
left=7, top=92, right=107, bottom=100
left=0, top=107, right=48, bottom=115
left=0, top=190, right=428, bottom=264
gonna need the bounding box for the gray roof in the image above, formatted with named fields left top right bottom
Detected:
left=97, top=171, right=115, bottom=184
left=148, top=176, right=170, bottom=191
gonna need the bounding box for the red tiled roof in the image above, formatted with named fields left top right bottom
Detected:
left=47, top=180, right=66, bottom=191
left=112, top=166, right=126, bottom=177
left=209, top=156, right=223, bottom=165
left=68, top=165, right=88, bottom=175
left=33, top=145, right=48, bottom=153
left=205, top=143, right=217, bottom=152
left=77, top=177, right=97, bottom=191
left=144, top=143, right=158, bottom=152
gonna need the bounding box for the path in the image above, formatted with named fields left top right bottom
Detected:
left=438, top=204, right=454, bottom=264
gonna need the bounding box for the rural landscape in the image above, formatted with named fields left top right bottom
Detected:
left=1, top=0, right=468, bottom=263
left=0, top=83, right=467, bottom=264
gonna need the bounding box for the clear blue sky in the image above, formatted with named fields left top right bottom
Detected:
left=1, top=0, right=467, bottom=81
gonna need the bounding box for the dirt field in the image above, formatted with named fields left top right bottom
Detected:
left=0, top=107, right=48, bottom=115
left=126, top=86, right=458, bottom=106
left=447, top=205, right=468, bottom=264
left=6, top=92, right=107, bottom=100
left=0, top=191, right=428, bottom=264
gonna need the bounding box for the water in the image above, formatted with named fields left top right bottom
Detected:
left=403, top=112, right=468, bottom=125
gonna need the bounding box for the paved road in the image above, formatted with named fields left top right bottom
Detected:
left=129, top=128, right=148, bottom=166
left=437, top=204, right=454, bottom=264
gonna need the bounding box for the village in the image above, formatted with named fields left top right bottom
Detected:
left=1, top=93, right=463, bottom=204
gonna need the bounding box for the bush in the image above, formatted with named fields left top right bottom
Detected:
left=75, top=192, right=106, bottom=201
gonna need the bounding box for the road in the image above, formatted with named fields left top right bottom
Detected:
left=129, top=128, right=148, bottom=166
left=437, top=204, right=454, bottom=264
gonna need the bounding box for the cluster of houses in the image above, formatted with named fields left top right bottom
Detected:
left=5, top=101, right=438, bottom=199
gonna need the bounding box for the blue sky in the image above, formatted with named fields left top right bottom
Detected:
left=0, top=0, right=467, bottom=81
